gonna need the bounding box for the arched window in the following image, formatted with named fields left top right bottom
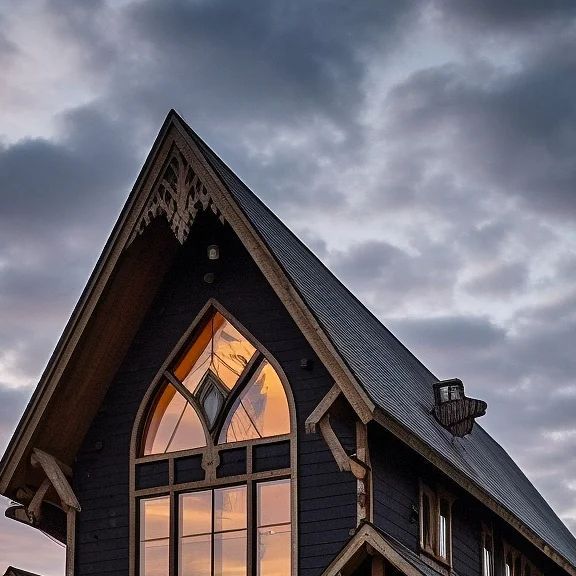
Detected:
left=132, top=307, right=295, bottom=576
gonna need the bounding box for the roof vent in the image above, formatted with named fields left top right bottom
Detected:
left=432, top=378, right=487, bottom=437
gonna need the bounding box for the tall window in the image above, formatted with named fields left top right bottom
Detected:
left=133, top=308, right=294, bottom=576
left=482, top=524, right=494, bottom=576
left=503, top=544, right=542, bottom=576
left=419, top=483, right=452, bottom=565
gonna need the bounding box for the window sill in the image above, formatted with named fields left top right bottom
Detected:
left=419, top=548, right=452, bottom=575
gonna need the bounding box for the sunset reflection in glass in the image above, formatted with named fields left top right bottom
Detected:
left=219, top=361, right=290, bottom=443
left=140, top=496, right=170, bottom=576
left=143, top=383, right=206, bottom=455
left=179, top=486, right=247, bottom=576
left=257, top=479, right=291, bottom=576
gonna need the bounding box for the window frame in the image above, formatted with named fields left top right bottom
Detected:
left=481, top=523, right=494, bottom=576
left=129, top=299, right=298, bottom=576
left=503, top=542, right=543, bottom=576
left=419, top=481, right=454, bottom=567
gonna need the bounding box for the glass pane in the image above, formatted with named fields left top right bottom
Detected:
left=422, top=493, right=431, bottom=549
left=175, top=312, right=256, bottom=393
left=257, top=524, right=291, bottom=576
left=202, top=380, right=226, bottom=428
left=141, top=497, right=170, bottom=541
left=180, top=491, right=212, bottom=536
left=214, top=485, right=247, bottom=532
left=179, top=533, right=211, bottom=576
left=257, top=480, right=290, bottom=527
left=143, top=384, right=206, bottom=455
left=219, top=361, right=290, bottom=443
left=140, top=497, right=170, bottom=576
left=141, top=539, right=169, bottom=576
left=439, top=513, right=447, bottom=558
left=214, top=530, right=247, bottom=576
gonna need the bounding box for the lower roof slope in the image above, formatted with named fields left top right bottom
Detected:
left=181, top=118, right=576, bottom=569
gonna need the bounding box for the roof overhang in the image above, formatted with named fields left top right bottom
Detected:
left=0, top=111, right=573, bottom=576
left=0, top=110, right=375, bottom=504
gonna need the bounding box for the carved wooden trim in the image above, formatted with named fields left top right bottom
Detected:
left=128, top=146, right=224, bottom=246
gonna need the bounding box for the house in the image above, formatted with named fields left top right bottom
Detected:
left=1, top=110, right=575, bottom=576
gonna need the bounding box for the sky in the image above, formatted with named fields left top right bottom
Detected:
left=0, top=0, right=575, bottom=573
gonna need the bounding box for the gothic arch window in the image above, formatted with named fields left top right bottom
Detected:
left=131, top=305, right=296, bottom=576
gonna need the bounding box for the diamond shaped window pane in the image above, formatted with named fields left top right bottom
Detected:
left=197, top=369, right=228, bottom=430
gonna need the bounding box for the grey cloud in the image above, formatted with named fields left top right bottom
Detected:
left=437, top=0, right=576, bottom=31
left=0, top=104, right=142, bottom=386
left=0, top=105, right=137, bottom=235
left=463, top=262, right=529, bottom=297
left=126, top=0, right=414, bottom=123
left=329, top=239, right=461, bottom=313
left=381, top=39, right=576, bottom=218
left=0, top=387, right=31, bottom=452
left=388, top=315, right=506, bottom=352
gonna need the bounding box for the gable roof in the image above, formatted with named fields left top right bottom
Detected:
left=320, top=522, right=453, bottom=576
left=0, top=111, right=574, bottom=574
left=181, top=114, right=576, bottom=571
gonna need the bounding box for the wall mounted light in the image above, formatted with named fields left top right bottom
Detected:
left=207, top=244, right=220, bottom=260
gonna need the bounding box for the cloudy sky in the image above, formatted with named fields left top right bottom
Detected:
left=1, top=1, right=576, bottom=573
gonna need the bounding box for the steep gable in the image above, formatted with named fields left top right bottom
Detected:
left=1, top=110, right=574, bottom=575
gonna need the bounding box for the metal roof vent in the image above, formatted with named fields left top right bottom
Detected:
left=432, top=378, right=487, bottom=437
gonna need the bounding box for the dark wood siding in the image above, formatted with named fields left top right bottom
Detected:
left=370, top=426, right=420, bottom=551
left=73, top=212, right=357, bottom=576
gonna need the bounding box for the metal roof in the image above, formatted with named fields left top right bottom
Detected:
left=179, top=115, right=576, bottom=569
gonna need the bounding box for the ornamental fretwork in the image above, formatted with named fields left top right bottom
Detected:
left=128, top=147, right=223, bottom=245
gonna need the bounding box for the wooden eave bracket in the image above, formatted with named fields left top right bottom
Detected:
left=305, top=384, right=342, bottom=434
left=318, top=415, right=368, bottom=481
left=30, top=448, right=81, bottom=513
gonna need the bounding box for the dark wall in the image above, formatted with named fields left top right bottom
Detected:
left=73, top=212, right=357, bottom=576
left=369, top=426, right=560, bottom=576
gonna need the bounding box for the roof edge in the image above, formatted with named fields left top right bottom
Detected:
left=0, top=110, right=179, bottom=492
left=372, top=409, right=576, bottom=576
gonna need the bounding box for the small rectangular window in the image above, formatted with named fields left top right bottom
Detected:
left=482, top=524, right=494, bottom=576
left=419, top=483, right=452, bottom=565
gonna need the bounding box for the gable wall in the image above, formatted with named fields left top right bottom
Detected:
left=73, top=212, right=357, bottom=576
left=370, top=426, right=562, bottom=576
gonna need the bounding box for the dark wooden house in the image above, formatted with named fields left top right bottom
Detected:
left=1, top=111, right=575, bottom=576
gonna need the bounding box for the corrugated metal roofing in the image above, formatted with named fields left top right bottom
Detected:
left=180, top=117, right=576, bottom=568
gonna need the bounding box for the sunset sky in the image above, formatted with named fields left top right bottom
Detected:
left=1, top=1, right=576, bottom=574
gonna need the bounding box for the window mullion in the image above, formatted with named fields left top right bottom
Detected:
left=170, top=490, right=176, bottom=576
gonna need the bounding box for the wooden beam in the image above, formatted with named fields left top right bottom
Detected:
left=27, top=477, right=52, bottom=522
left=305, top=384, right=341, bottom=434
left=66, top=508, right=76, bottom=576
left=318, top=415, right=368, bottom=480
left=356, top=420, right=371, bottom=525
left=31, top=448, right=80, bottom=512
